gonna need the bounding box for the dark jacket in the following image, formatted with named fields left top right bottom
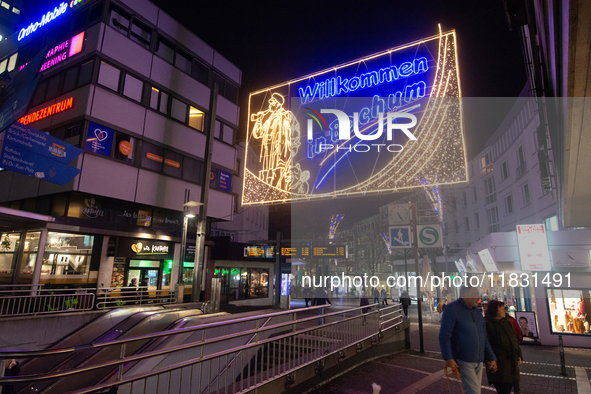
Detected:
left=3, top=361, right=20, bottom=394
left=400, top=291, right=411, bottom=306
left=313, top=288, right=331, bottom=306
left=360, top=295, right=370, bottom=313
left=506, top=315, right=523, bottom=341
left=485, top=316, right=522, bottom=384
left=439, top=298, right=497, bottom=363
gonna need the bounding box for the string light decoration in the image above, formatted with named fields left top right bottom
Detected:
left=243, top=30, right=467, bottom=205
left=329, top=214, right=344, bottom=240
left=381, top=232, right=392, bottom=254
left=420, top=175, right=444, bottom=222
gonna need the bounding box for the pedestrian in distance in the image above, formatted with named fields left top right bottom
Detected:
left=380, top=287, right=388, bottom=306
left=3, top=359, right=20, bottom=394
left=400, top=290, right=411, bottom=317
left=360, top=289, right=370, bottom=325
left=505, top=307, right=523, bottom=342
left=304, top=285, right=311, bottom=307
left=485, top=300, right=522, bottom=394
left=372, top=287, right=380, bottom=304
left=439, top=285, right=498, bottom=394
left=313, top=287, right=331, bottom=324
left=138, top=277, right=150, bottom=304
left=127, top=277, right=138, bottom=304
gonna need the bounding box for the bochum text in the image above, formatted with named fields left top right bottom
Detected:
left=298, top=57, right=428, bottom=103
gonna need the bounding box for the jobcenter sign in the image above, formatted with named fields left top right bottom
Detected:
left=243, top=31, right=467, bottom=205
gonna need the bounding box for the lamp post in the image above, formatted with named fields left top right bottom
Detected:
left=178, top=199, right=202, bottom=303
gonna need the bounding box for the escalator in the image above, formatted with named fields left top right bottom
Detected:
left=16, top=306, right=206, bottom=394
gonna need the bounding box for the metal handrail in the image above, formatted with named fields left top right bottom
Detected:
left=0, top=304, right=336, bottom=358
left=0, top=302, right=403, bottom=394
left=0, top=287, right=95, bottom=316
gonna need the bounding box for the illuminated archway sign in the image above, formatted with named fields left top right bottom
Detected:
left=243, top=30, right=467, bottom=205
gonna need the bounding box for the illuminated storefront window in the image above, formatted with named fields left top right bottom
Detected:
left=0, top=233, right=21, bottom=282
left=214, top=267, right=269, bottom=301
left=547, top=288, right=591, bottom=335
left=41, top=232, right=94, bottom=283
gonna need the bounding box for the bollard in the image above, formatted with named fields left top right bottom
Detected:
left=558, top=334, right=568, bottom=376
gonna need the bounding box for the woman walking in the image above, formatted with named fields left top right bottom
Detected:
left=485, top=300, right=522, bottom=394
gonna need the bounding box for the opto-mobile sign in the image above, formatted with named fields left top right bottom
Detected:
left=244, top=30, right=467, bottom=205
left=17, top=1, right=85, bottom=42
left=516, top=224, right=552, bottom=271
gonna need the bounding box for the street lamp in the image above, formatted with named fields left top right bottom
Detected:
left=178, top=200, right=203, bottom=302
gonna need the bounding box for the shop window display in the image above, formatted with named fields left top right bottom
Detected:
left=214, top=267, right=269, bottom=302
left=41, top=232, right=93, bottom=283
left=0, top=233, right=21, bottom=281
left=547, top=288, right=591, bottom=335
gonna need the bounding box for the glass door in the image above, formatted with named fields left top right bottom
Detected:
left=128, top=260, right=161, bottom=291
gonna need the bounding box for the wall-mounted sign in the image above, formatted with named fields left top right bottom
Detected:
left=244, top=245, right=274, bottom=258
left=117, top=238, right=173, bottom=258
left=219, top=170, right=232, bottom=192
left=40, top=31, right=85, bottom=72
left=550, top=249, right=590, bottom=268
left=85, top=122, right=113, bottom=156
left=516, top=224, right=551, bottom=271
left=17, top=97, right=74, bottom=125
left=243, top=30, right=466, bottom=205
left=478, top=248, right=499, bottom=272
left=280, top=245, right=346, bottom=258
left=465, top=255, right=477, bottom=272
left=515, top=311, right=539, bottom=339
left=454, top=259, right=467, bottom=274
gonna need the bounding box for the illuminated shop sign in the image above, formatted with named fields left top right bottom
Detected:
left=40, top=31, right=84, bottom=72
left=244, top=30, right=466, bottom=205
left=131, top=242, right=169, bottom=255
left=18, top=3, right=69, bottom=41
left=17, top=97, right=74, bottom=125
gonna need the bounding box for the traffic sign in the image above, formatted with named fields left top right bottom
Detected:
left=417, top=224, right=442, bottom=248
left=4, top=122, right=82, bottom=164
left=389, top=226, right=411, bottom=248
left=1, top=143, right=81, bottom=185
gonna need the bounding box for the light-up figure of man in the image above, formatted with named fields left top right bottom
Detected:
left=251, top=93, right=303, bottom=191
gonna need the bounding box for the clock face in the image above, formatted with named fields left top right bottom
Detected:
left=389, top=205, right=409, bottom=224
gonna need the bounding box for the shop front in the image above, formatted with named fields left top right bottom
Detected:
left=213, top=262, right=272, bottom=306
left=112, top=238, right=175, bottom=293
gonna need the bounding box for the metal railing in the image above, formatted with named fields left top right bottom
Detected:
left=0, top=285, right=95, bottom=317
left=95, top=286, right=176, bottom=309
left=0, top=302, right=404, bottom=394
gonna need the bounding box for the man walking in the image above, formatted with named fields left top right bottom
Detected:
left=439, top=285, right=497, bottom=394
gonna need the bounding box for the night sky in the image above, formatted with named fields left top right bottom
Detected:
left=149, top=0, right=527, bottom=158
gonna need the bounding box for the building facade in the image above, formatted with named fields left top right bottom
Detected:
left=0, top=0, right=257, bottom=301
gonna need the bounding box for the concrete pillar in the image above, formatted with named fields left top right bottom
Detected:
left=31, top=229, right=48, bottom=294
left=96, top=236, right=114, bottom=291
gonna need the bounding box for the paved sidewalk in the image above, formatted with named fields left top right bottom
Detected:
left=311, top=306, right=590, bottom=393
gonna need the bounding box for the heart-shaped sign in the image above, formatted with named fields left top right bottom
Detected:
left=95, top=128, right=108, bottom=142
left=131, top=242, right=142, bottom=253
left=84, top=198, right=95, bottom=208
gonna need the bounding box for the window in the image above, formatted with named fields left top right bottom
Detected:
left=454, top=220, right=459, bottom=234
left=49, top=121, right=83, bottom=147
left=214, top=120, right=221, bottom=139
left=222, top=125, right=234, bottom=145
left=486, top=206, right=500, bottom=233
left=109, top=5, right=130, bottom=35
left=504, top=194, right=513, bottom=214
left=462, top=191, right=467, bottom=207
left=97, top=61, right=120, bottom=92
left=130, top=19, right=151, bottom=49
left=150, top=87, right=168, bottom=115
left=7, top=52, right=17, bottom=72
left=79, top=59, right=95, bottom=86
left=123, top=73, right=143, bottom=102
left=45, top=74, right=62, bottom=100
left=62, top=67, right=79, bottom=93
left=114, top=133, right=136, bottom=164
left=473, top=187, right=477, bottom=202
left=42, top=232, right=93, bottom=279
left=156, top=38, right=174, bottom=63
left=516, top=146, right=526, bottom=177
left=163, top=150, right=183, bottom=178
left=481, top=152, right=493, bottom=175
left=170, top=97, right=187, bottom=122
left=465, top=217, right=470, bottom=232
left=483, top=176, right=496, bottom=205
left=31, top=81, right=48, bottom=106
left=189, top=106, right=204, bottom=131
left=522, top=184, right=531, bottom=206
left=141, top=142, right=164, bottom=172
left=182, top=156, right=203, bottom=184
left=1, top=2, right=9, bottom=10
left=12, top=6, right=19, bottom=14
left=192, top=59, right=209, bottom=85
left=449, top=196, right=457, bottom=210
left=474, top=212, right=480, bottom=229
left=544, top=215, right=559, bottom=232
left=500, top=161, right=509, bottom=181
left=0, top=58, right=6, bottom=74
left=175, top=50, right=192, bottom=74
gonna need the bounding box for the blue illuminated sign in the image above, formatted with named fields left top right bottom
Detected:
left=18, top=3, right=69, bottom=41
left=298, top=57, right=428, bottom=103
